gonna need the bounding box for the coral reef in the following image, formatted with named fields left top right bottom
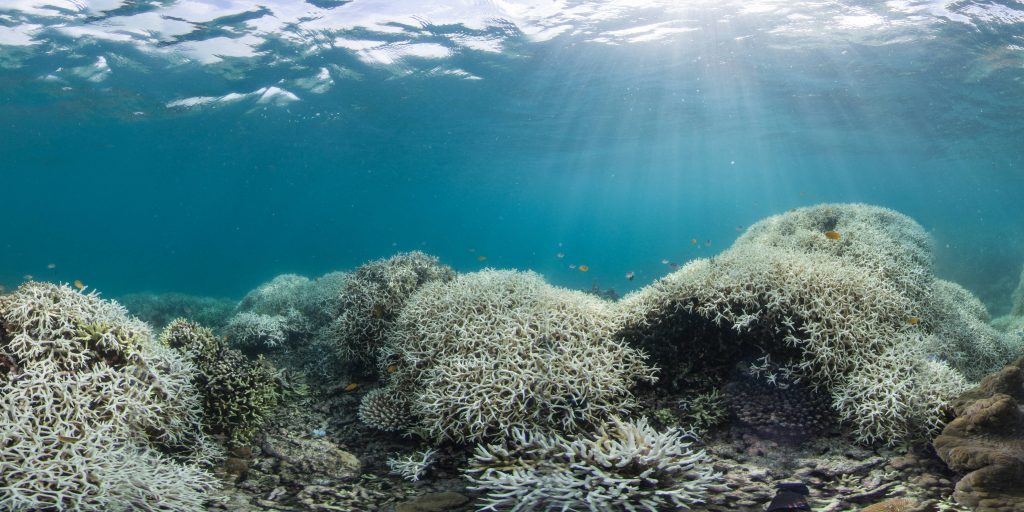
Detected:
left=370, top=269, right=655, bottom=443
left=330, top=251, right=455, bottom=367
left=0, top=282, right=218, bottom=511
left=161, top=318, right=281, bottom=447
left=616, top=204, right=1018, bottom=445
left=118, top=291, right=236, bottom=331
left=722, top=368, right=835, bottom=441
left=223, top=309, right=307, bottom=350
left=464, top=416, right=718, bottom=511
left=993, top=265, right=1024, bottom=342
left=933, top=356, right=1024, bottom=511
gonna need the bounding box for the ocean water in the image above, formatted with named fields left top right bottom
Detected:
left=1, top=0, right=1022, bottom=313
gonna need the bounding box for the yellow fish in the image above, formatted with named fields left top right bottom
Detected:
left=73, top=280, right=86, bottom=291
left=907, top=316, right=921, bottom=326
left=57, top=435, right=81, bottom=444
left=344, top=383, right=359, bottom=392
left=824, top=231, right=841, bottom=241
left=477, top=255, right=487, bottom=262
left=578, top=265, right=589, bottom=272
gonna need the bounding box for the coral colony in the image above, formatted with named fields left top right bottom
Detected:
left=2, top=205, right=1023, bottom=511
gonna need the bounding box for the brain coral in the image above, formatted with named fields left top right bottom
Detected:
left=330, top=251, right=455, bottom=368
left=934, top=356, right=1024, bottom=511
left=0, top=282, right=218, bottom=511
left=367, top=269, right=655, bottom=443
left=616, top=204, right=1019, bottom=445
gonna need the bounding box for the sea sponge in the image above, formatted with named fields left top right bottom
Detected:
left=0, top=282, right=217, bottom=511
left=371, top=269, right=655, bottom=443
left=617, top=204, right=1016, bottom=445
left=464, top=416, right=718, bottom=511
left=162, top=319, right=280, bottom=446
left=331, top=251, right=455, bottom=367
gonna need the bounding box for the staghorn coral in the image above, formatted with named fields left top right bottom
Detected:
left=616, top=204, right=1015, bottom=445
left=370, top=269, right=655, bottom=443
left=237, top=274, right=311, bottom=315
left=387, top=448, right=437, bottom=482
left=464, top=416, right=718, bottom=511
left=330, top=251, right=455, bottom=367
left=0, top=282, right=218, bottom=511
left=223, top=310, right=307, bottom=350
left=161, top=319, right=280, bottom=447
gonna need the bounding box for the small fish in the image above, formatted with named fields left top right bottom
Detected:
left=735, top=225, right=743, bottom=232
left=310, top=428, right=327, bottom=438
left=477, top=255, right=487, bottom=262
left=23, top=274, right=33, bottom=281
left=578, top=265, right=589, bottom=272
left=556, top=252, right=565, bottom=259
left=468, top=247, right=476, bottom=253
left=907, top=316, right=921, bottom=326
left=625, top=271, right=635, bottom=281
left=690, top=239, right=698, bottom=246
left=57, top=435, right=81, bottom=444
left=704, top=240, right=712, bottom=247
left=387, top=364, right=398, bottom=374
left=73, top=280, right=86, bottom=291
left=344, top=383, right=359, bottom=392
left=568, top=264, right=577, bottom=270
left=669, top=262, right=679, bottom=269
left=661, top=259, right=670, bottom=265
left=824, top=230, right=841, bottom=241
left=47, top=263, right=57, bottom=270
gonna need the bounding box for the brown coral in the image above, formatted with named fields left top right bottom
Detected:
left=933, top=356, right=1024, bottom=511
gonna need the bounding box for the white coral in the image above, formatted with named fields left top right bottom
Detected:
left=379, top=269, right=656, bottom=443
left=465, top=416, right=717, bottom=511
left=387, top=448, right=436, bottom=481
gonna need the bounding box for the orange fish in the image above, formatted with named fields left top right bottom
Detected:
left=578, top=265, right=589, bottom=272
left=690, top=239, right=698, bottom=246
left=824, top=231, right=841, bottom=240
left=477, top=255, right=487, bottom=262
left=387, top=365, right=398, bottom=374
left=907, top=316, right=921, bottom=326
left=73, top=280, right=86, bottom=290
left=344, top=383, right=359, bottom=392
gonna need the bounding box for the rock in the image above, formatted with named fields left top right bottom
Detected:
left=395, top=492, right=470, bottom=512
left=934, top=356, right=1024, bottom=512
left=262, top=434, right=361, bottom=486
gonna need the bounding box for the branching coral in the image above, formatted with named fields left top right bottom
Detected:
left=616, top=204, right=1016, bottom=445
left=0, top=282, right=218, bottom=511
left=330, top=251, right=455, bottom=367
left=464, top=416, right=718, bottom=511
left=118, top=292, right=236, bottom=331
left=369, top=269, right=655, bottom=443
left=162, top=318, right=280, bottom=447
left=387, top=448, right=436, bottom=482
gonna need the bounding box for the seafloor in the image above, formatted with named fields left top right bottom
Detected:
left=2, top=203, right=1023, bottom=512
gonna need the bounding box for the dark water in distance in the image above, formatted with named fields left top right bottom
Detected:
left=1, top=0, right=1022, bottom=313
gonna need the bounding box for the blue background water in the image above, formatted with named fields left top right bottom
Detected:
left=1, top=1, right=1022, bottom=313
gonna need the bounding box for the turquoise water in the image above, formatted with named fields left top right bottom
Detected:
left=1, top=0, right=1022, bottom=312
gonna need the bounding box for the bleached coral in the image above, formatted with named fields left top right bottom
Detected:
left=237, top=274, right=311, bottom=315
left=357, top=386, right=411, bottom=432
left=0, top=282, right=217, bottom=511
left=616, top=204, right=1017, bottom=445
left=464, top=416, right=717, bottom=511
left=223, top=310, right=295, bottom=349
left=371, top=269, right=656, bottom=443
left=118, top=292, right=236, bottom=330
left=387, top=448, right=436, bottom=482
left=331, top=251, right=455, bottom=367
